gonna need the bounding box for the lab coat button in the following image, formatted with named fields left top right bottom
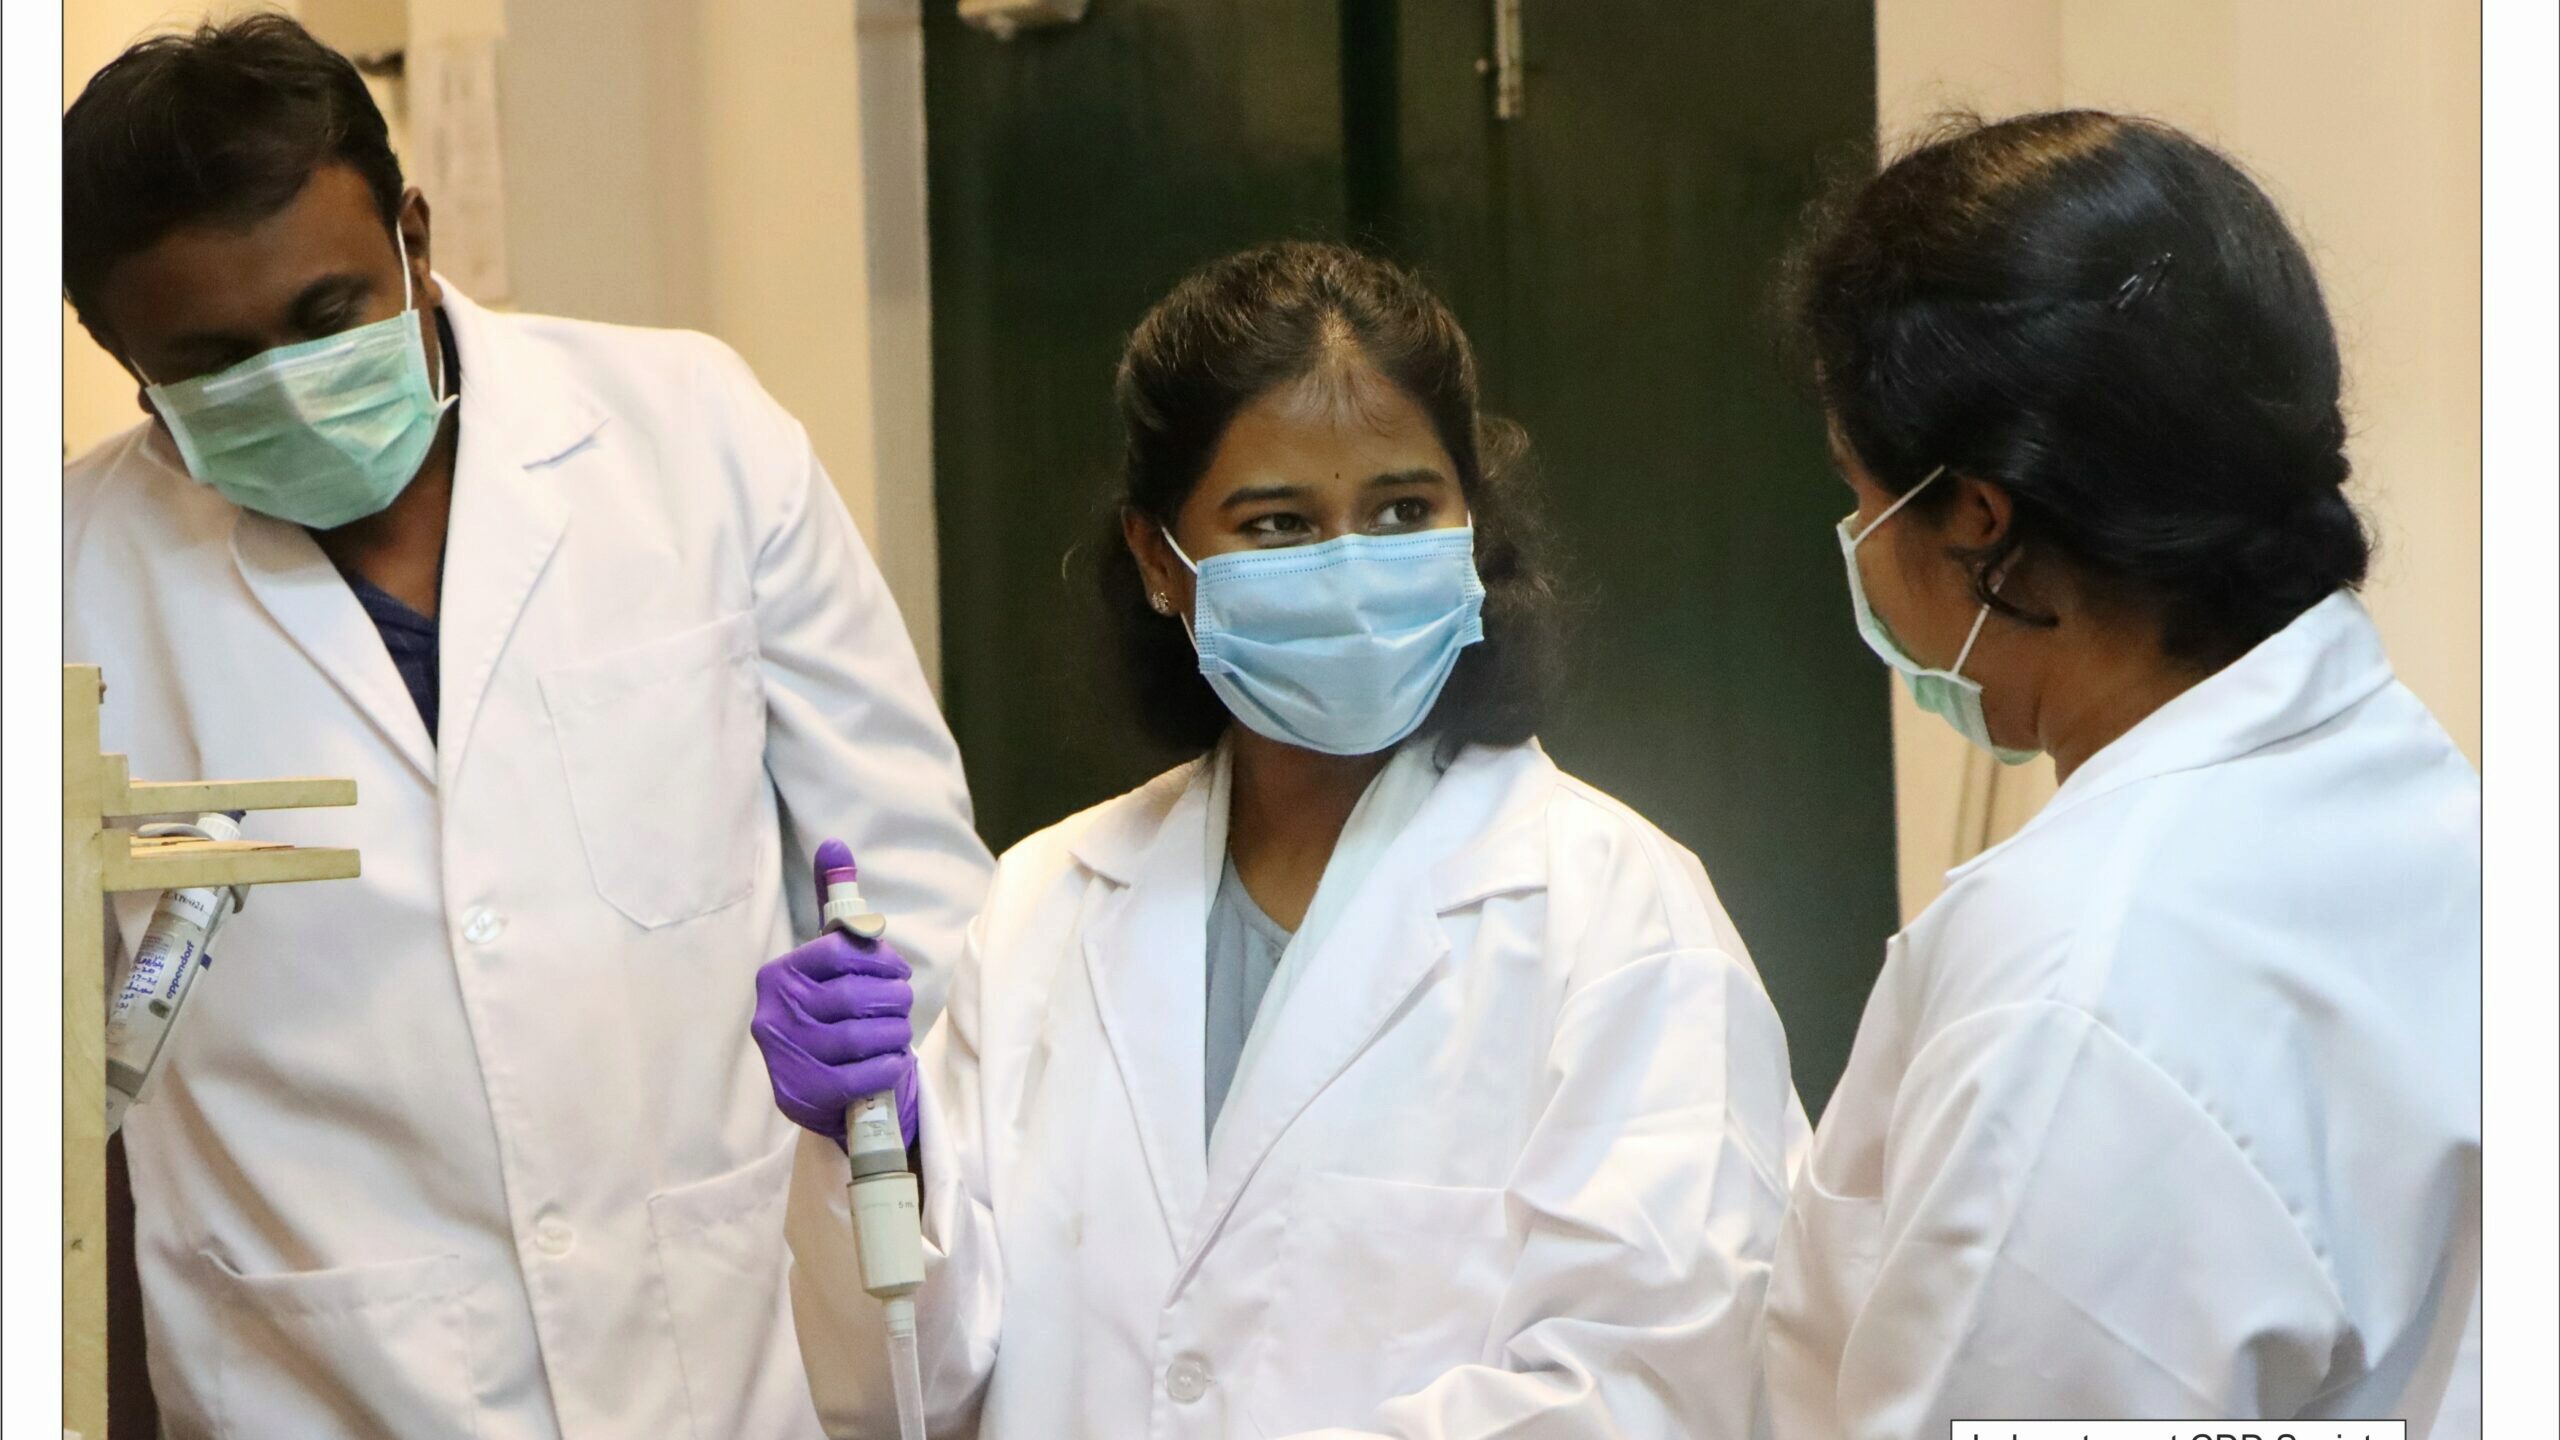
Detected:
left=1165, top=1354, right=1213, bottom=1403
left=463, top=908, right=503, bottom=945
left=534, top=1217, right=574, bottom=1255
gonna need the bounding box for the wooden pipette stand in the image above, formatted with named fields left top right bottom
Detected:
left=61, top=665, right=363, bottom=1440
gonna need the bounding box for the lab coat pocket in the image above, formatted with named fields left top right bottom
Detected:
left=648, top=1137, right=816, bottom=1440
left=542, top=611, right=765, bottom=929
left=1248, top=1173, right=1512, bottom=1436
left=205, top=1249, right=478, bottom=1440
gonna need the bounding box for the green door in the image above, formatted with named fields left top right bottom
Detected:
left=927, top=1, right=1889, bottom=1108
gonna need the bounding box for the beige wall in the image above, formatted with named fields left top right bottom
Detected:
left=62, top=0, right=945, bottom=686
left=478, top=0, right=943, bottom=684
left=698, top=0, right=944, bottom=688
left=1876, top=0, right=2482, bottom=919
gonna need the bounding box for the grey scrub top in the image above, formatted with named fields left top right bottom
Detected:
left=1204, top=852, right=1293, bottom=1141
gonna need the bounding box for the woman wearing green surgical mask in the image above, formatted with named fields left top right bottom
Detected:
left=768, top=242, right=1810, bottom=1440
left=1835, top=460, right=2036, bottom=764
left=1762, top=111, right=2479, bottom=1437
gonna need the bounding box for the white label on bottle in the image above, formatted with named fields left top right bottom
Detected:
left=106, top=887, right=221, bottom=1044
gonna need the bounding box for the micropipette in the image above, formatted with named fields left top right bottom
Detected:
left=820, top=852, right=929, bottom=1440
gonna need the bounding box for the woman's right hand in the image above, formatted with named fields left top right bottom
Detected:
left=750, top=843, right=920, bottom=1148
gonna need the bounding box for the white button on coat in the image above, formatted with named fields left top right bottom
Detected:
left=66, top=284, right=996, bottom=1440
left=1763, top=595, right=2481, bottom=1438
left=1164, top=1355, right=1211, bottom=1404
left=787, top=743, right=1810, bottom=1440
left=535, top=1218, right=574, bottom=1256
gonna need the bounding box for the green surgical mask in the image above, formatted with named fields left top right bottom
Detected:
left=139, top=227, right=453, bottom=531
left=1838, top=463, right=2038, bottom=765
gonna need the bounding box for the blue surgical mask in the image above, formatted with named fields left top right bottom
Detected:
left=139, top=227, right=454, bottom=531
left=1165, top=525, right=1487, bottom=756
left=1838, top=465, right=2038, bottom=765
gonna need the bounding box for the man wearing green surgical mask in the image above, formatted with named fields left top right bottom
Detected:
left=63, top=16, right=992, bottom=1438
left=79, top=108, right=458, bottom=614
left=92, top=155, right=458, bottom=603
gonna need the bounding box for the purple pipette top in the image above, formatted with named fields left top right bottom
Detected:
left=816, top=838, right=858, bottom=889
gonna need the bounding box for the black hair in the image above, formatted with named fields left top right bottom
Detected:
left=64, top=13, right=404, bottom=321
left=1783, top=109, right=2370, bottom=669
left=1100, top=241, right=1564, bottom=756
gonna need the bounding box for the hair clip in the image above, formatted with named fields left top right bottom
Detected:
left=2111, top=251, right=2176, bottom=311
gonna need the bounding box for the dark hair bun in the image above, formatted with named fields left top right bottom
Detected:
left=1785, top=110, right=2370, bottom=666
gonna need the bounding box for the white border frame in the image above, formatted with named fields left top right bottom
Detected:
left=4, top=2, right=2553, bottom=1433
left=2478, top=0, right=2559, bottom=1433
left=3, top=1, right=70, bottom=1434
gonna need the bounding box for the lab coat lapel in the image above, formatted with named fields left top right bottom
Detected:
left=1182, top=747, right=1552, bottom=1269
left=1185, top=885, right=1447, bottom=1265
left=231, top=511, right=436, bottom=782
left=1182, top=743, right=1556, bottom=1260
left=1080, top=773, right=1215, bottom=1249
left=429, top=287, right=599, bottom=787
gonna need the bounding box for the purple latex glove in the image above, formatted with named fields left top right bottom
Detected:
left=750, top=839, right=920, bottom=1149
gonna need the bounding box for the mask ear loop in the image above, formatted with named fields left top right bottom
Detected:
left=1157, top=527, right=1202, bottom=650
left=1948, top=600, right=1995, bottom=679
left=1948, top=565, right=2010, bottom=679
left=394, top=225, right=458, bottom=412
left=395, top=223, right=417, bottom=314
left=1849, top=463, right=1949, bottom=547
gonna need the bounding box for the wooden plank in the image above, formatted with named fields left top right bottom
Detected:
left=64, top=667, right=108, bottom=1440
left=102, top=841, right=362, bottom=895
left=105, top=775, right=357, bottom=819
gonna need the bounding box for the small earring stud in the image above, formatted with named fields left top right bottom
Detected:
left=1150, top=591, right=1173, bottom=615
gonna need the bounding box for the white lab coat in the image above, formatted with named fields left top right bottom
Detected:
left=62, top=286, right=994, bottom=1440
left=1764, top=593, right=2481, bottom=1438
left=786, top=741, right=1811, bottom=1439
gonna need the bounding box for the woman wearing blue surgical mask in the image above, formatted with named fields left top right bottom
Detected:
left=1762, top=112, right=2480, bottom=1437
left=762, top=242, right=1808, bottom=1440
